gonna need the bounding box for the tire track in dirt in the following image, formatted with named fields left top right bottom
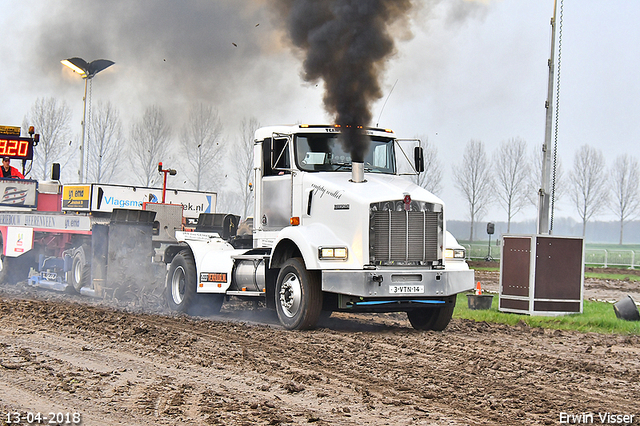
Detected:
left=0, top=298, right=385, bottom=425
left=2, top=295, right=639, bottom=425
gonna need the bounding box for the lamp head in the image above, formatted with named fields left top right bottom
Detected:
left=61, top=57, right=114, bottom=78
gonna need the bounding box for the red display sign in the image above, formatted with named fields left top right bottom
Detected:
left=0, top=136, right=34, bottom=160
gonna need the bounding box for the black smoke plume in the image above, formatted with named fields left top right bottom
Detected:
left=273, top=0, right=414, bottom=162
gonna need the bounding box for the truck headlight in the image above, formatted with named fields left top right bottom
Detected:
left=319, top=247, right=348, bottom=260
left=445, top=249, right=466, bottom=259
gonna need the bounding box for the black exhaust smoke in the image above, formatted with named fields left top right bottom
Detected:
left=273, top=0, right=414, bottom=162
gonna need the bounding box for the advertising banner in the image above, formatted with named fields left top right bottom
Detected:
left=62, top=184, right=216, bottom=219
left=62, top=185, right=91, bottom=211
left=0, top=179, right=37, bottom=208
left=5, top=226, right=34, bottom=257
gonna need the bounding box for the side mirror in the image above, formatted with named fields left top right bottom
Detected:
left=414, top=146, right=425, bottom=173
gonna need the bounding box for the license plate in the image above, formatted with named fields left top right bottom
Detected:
left=389, top=285, right=424, bottom=294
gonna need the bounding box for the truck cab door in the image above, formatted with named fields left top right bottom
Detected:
left=260, top=135, right=293, bottom=231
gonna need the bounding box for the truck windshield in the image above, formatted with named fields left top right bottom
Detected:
left=294, top=134, right=396, bottom=174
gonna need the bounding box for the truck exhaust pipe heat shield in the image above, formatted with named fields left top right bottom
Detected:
left=351, top=161, right=365, bottom=183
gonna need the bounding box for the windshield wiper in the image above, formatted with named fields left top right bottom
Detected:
left=331, top=162, right=352, bottom=171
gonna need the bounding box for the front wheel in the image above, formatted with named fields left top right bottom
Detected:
left=275, top=257, right=322, bottom=330
left=407, top=296, right=456, bottom=331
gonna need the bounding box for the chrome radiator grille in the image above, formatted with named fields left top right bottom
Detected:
left=369, top=208, right=442, bottom=265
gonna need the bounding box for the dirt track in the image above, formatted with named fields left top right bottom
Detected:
left=0, top=277, right=639, bottom=425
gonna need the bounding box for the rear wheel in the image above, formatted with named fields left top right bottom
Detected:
left=407, top=296, right=456, bottom=331
left=69, top=245, right=91, bottom=292
left=0, top=256, right=17, bottom=284
left=165, top=250, right=223, bottom=315
left=275, top=257, right=322, bottom=330
left=0, top=253, right=34, bottom=285
left=0, top=237, right=13, bottom=284
left=0, top=253, right=8, bottom=284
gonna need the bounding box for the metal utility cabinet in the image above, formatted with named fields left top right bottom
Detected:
left=499, top=235, right=584, bottom=316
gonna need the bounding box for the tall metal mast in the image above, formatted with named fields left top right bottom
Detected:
left=537, top=0, right=558, bottom=234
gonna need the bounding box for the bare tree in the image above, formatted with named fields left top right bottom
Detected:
left=22, top=97, right=73, bottom=180
left=129, top=105, right=171, bottom=187
left=180, top=104, right=225, bottom=191
left=216, top=189, right=245, bottom=217
left=570, top=145, right=608, bottom=236
left=412, top=135, right=443, bottom=195
left=454, top=140, right=493, bottom=241
left=233, top=117, right=259, bottom=219
left=494, top=137, right=530, bottom=232
left=86, top=101, right=123, bottom=183
left=609, top=154, right=640, bottom=244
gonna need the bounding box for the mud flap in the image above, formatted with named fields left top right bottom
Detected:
left=104, top=209, right=157, bottom=299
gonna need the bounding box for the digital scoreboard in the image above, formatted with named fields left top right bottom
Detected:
left=0, top=135, right=34, bottom=161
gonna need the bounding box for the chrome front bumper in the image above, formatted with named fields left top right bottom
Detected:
left=322, top=268, right=475, bottom=298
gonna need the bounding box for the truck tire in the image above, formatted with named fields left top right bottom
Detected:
left=0, top=255, right=16, bottom=284
left=69, top=245, right=91, bottom=292
left=275, top=257, right=322, bottom=330
left=166, top=250, right=197, bottom=313
left=0, top=253, right=8, bottom=284
left=407, top=296, right=456, bottom=331
left=0, top=237, right=16, bottom=284
left=166, top=250, right=224, bottom=315
left=0, top=253, right=34, bottom=285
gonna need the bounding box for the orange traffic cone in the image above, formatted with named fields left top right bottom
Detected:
left=475, top=281, right=482, bottom=295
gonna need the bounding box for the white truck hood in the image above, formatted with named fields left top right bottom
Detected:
left=304, top=171, right=444, bottom=207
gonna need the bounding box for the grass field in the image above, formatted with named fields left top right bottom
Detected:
left=469, top=264, right=640, bottom=282
left=462, top=241, right=640, bottom=251
left=461, top=241, right=640, bottom=269
left=453, top=293, right=640, bottom=335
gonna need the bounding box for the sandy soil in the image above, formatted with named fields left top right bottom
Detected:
left=0, top=272, right=638, bottom=426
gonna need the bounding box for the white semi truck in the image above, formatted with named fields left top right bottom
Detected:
left=164, top=125, right=474, bottom=330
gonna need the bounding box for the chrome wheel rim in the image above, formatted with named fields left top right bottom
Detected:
left=73, top=259, right=83, bottom=286
left=171, top=266, right=186, bottom=305
left=279, top=272, right=302, bottom=318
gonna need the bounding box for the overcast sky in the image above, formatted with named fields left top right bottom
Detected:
left=1, top=0, right=638, bottom=223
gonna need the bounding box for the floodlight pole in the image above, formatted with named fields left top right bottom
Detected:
left=537, top=0, right=558, bottom=235
left=61, top=57, right=114, bottom=183
left=79, top=77, right=89, bottom=183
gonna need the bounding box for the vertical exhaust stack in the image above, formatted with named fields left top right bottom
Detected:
left=351, top=161, right=365, bottom=183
